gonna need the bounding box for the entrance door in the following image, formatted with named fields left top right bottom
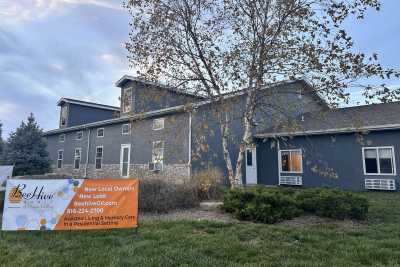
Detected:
left=246, top=147, right=257, bottom=184
left=120, top=144, right=131, bottom=178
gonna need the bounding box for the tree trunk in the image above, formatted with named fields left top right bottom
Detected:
left=220, top=113, right=236, bottom=187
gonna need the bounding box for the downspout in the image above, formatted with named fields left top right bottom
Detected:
left=84, top=128, right=91, bottom=178
left=277, top=139, right=281, bottom=185
left=188, top=112, right=192, bottom=179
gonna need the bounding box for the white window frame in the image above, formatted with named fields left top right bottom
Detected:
left=122, top=124, right=131, bottom=135
left=97, top=128, right=105, bottom=138
left=152, top=118, right=165, bottom=130
left=122, top=88, right=132, bottom=113
left=278, top=149, right=303, bottom=174
left=57, top=150, right=64, bottom=169
left=76, top=131, right=83, bottom=140
left=120, top=144, right=131, bottom=178
left=59, top=134, right=66, bottom=143
left=152, top=141, right=164, bottom=170
left=362, top=146, right=396, bottom=176
left=95, top=146, right=103, bottom=170
left=74, top=148, right=82, bottom=170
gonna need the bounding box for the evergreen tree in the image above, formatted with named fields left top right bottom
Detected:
left=4, top=114, right=51, bottom=176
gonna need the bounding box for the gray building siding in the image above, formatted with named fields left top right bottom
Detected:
left=190, top=81, right=326, bottom=184
left=120, top=81, right=200, bottom=115
left=64, top=103, right=117, bottom=127
left=46, top=112, right=191, bottom=182
left=255, top=129, right=400, bottom=191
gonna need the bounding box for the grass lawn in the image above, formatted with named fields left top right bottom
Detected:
left=1, top=192, right=400, bottom=266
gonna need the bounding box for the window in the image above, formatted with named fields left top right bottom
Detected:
left=57, top=150, right=64, bottom=169
left=122, top=124, right=131, bottom=135
left=97, top=128, right=104, bottom=138
left=246, top=149, right=253, bottom=166
left=59, top=134, right=66, bottom=143
left=95, top=146, right=103, bottom=170
left=363, top=147, right=396, bottom=175
left=76, top=131, right=83, bottom=140
left=280, top=149, right=302, bottom=173
left=60, top=105, right=68, bottom=127
left=153, top=118, right=165, bottom=130
left=152, top=141, right=164, bottom=165
left=74, top=148, right=82, bottom=170
left=120, top=144, right=131, bottom=177
left=122, top=88, right=132, bottom=113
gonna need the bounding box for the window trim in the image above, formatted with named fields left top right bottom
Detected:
left=121, top=124, right=131, bottom=135
left=152, top=118, right=165, bottom=131
left=278, top=149, right=303, bottom=174
left=59, top=134, right=66, bottom=143
left=97, top=128, right=105, bottom=138
left=362, top=146, right=396, bottom=176
left=120, top=144, right=131, bottom=178
left=74, top=148, right=82, bottom=170
left=95, top=146, right=103, bottom=170
left=152, top=140, right=164, bottom=170
left=76, top=131, right=83, bottom=141
left=57, top=149, right=64, bottom=169
left=122, top=88, right=133, bottom=113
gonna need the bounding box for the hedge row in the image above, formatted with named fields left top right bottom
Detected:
left=222, top=187, right=369, bottom=223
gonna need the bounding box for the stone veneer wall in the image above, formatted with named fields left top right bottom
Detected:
left=52, top=164, right=191, bottom=184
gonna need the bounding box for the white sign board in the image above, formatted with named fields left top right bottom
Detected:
left=2, top=178, right=139, bottom=231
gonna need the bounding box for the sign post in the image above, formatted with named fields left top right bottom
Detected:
left=1, top=178, right=139, bottom=231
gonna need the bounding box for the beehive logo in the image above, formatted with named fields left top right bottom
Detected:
left=8, top=186, right=23, bottom=204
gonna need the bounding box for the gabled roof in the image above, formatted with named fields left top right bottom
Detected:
left=57, top=98, right=120, bottom=111
left=256, top=101, right=400, bottom=138
left=115, top=75, right=204, bottom=99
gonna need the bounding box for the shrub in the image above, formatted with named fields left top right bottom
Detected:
left=193, top=168, right=225, bottom=200
left=222, top=186, right=303, bottom=223
left=139, top=179, right=199, bottom=213
left=296, top=188, right=369, bottom=220
left=223, top=187, right=369, bottom=223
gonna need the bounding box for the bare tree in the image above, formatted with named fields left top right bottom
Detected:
left=124, top=0, right=399, bottom=187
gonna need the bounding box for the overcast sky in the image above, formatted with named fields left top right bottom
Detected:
left=0, top=0, right=399, bottom=138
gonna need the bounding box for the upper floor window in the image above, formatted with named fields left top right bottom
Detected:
left=153, top=118, right=165, bottom=130
left=59, top=134, right=66, bottom=143
left=97, top=128, right=104, bottom=138
left=60, top=105, right=68, bottom=127
left=122, top=88, right=132, bottom=113
left=279, top=149, right=302, bottom=173
left=122, top=124, right=131, bottom=135
left=363, top=147, right=396, bottom=175
left=76, top=131, right=83, bottom=140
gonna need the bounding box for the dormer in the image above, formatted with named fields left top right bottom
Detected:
left=115, top=75, right=203, bottom=116
left=57, top=98, right=120, bottom=128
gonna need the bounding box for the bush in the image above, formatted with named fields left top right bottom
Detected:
left=193, top=168, right=225, bottom=200
left=222, top=186, right=303, bottom=223
left=296, top=188, right=369, bottom=220
left=139, top=179, right=199, bottom=213
left=223, top=187, right=369, bottom=223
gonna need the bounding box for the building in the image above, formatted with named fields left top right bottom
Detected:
left=44, top=75, right=400, bottom=191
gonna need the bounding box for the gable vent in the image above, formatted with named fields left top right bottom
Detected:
left=365, top=179, right=396, bottom=191
left=280, top=176, right=302, bottom=186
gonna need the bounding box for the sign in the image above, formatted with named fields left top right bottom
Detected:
left=1, top=178, right=139, bottom=231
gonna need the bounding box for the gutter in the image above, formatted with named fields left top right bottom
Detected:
left=255, top=123, right=400, bottom=138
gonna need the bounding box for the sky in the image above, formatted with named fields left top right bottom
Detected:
left=0, top=0, right=399, bottom=138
